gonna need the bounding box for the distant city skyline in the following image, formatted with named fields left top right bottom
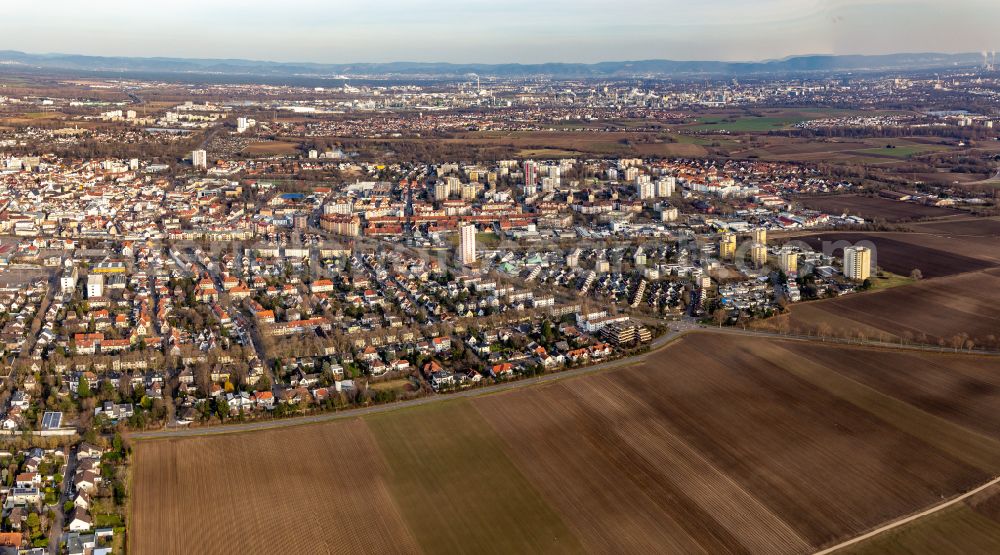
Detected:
left=4, top=0, right=999, bottom=64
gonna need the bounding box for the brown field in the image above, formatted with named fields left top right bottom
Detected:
left=328, top=130, right=713, bottom=160
left=366, top=402, right=581, bottom=554
left=797, top=195, right=963, bottom=221
left=131, top=334, right=1000, bottom=554
left=779, top=342, right=1000, bottom=440
left=477, top=336, right=1000, bottom=551
left=0, top=112, right=66, bottom=126
left=368, top=377, right=414, bottom=392
left=475, top=375, right=811, bottom=554
left=729, top=139, right=893, bottom=164
left=791, top=229, right=1000, bottom=265
left=909, top=216, right=1000, bottom=238
left=843, top=483, right=1000, bottom=554
left=287, top=120, right=969, bottom=163
left=769, top=268, right=1000, bottom=348
left=242, top=140, right=301, bottom=155
left=130, top=419, right=420, bottom=554
left=451, top=130, right=655, bottom=157
left=515, top=148, right=581, bottom=158
left=761, top=302, right=892, bottom=338
left=783, top=232, right=996, bottom=278
left=913, top=171, right=993, bottom=185
left=883, top=230, right=1000, bottom=265
left=716, top=134, right=962, bottom=165
left=631, top=141, right=709, bottom=157
left=736, top=139, right=871, bottom=160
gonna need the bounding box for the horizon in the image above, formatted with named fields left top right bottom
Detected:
left=0, top=47, right=990, bottom=67
left=2, top=4, right=1000, bottom=552
left=3, top=0, right=998, bottom=65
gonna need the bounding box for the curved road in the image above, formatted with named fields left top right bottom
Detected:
left=125, top=323, right=1000, bottom=553
left=128, top=323, right=692, bottom=440
left=127, top=322, right=995, bottom=441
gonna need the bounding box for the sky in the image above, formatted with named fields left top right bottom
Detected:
left=4, top=0, right=999, bottom=64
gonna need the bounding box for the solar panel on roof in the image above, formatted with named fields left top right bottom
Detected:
left=41, top=412, right=62, bottom=430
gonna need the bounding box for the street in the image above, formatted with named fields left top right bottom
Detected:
left=47, top=443, right=78, bottom=554
left=127, top=316, right=998, bottom=441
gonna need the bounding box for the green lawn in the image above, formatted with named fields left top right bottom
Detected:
left=868, top=272, right=916, bottom=291
left=854, top=145, right=944, bottom=158
left=368, top=377, right=411, bottom=392
left=476, top=232, right=501, bottom=248
left=516, top=148, right=581, bottom=158
left=689, top=116, right=808, bottom=132
left=672, top=133, right=714, bottom=145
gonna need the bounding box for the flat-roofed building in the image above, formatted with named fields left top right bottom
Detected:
left=750, top=243, right=767, bottom=268
left=844, top=246, right=872, bottom=281
left=459, top=224, right=477, bottom=265
left=779, top=250, right=798, bottom=274
left=719, top=233, right=736, bottom=260
left=86, top=274, right=104, bottom=299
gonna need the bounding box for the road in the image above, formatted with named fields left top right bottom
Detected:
left=21, top=270, right=58, bottom=360
left=123, top=319, right=1000, bottom=552
left=967, top=164, right=1000, bottom=185
left=815, top=476, right=1000, bottom=554
left=128, top=321, right=690, bottom=440
left=0, top=269, right=56, bottom=407
left=186, top=246, right=272, bottom=385
left=47, top=444, right=78, bottom=554
left=692, top=324, right=1000, bottom=356
left=128, top=318, right=995, bottom=441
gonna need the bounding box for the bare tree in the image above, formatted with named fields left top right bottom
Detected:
left=712, top=308, right=728, bottom=328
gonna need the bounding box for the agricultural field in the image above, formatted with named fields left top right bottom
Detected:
left=897, top=232, right=1000, bottom=265
left=629, top=141, right=709, bottom=157
left=366, top=402, right=582, bottom=554
left=0, top=111, right=66, bottom=126
left=241, top=140, right=301, bottom=155
left=842, top=484, right=1000, bottom=554
left=323, top=130, right=676, bottom=160
left=455, top=130, right=706, bottom=158
left=688, top=130, right=964, bottom=166
left=130, top=333, right=1000, bottom=554
left=784, top=342, right=1000, bottom=440
left=130, top=419, right=421, bottom=555
left=909, top=216, right=1000, bottom=238
left=285, top=122, right=969, bottom=164
left=802, top=229, right=1000, bottom=266
left=852, top=144, right=947, bottom=158
left=797, top=194, right=963, bottom=221
left=912, top=170, right=993, bottom=185
left=783, top=232, right=996, bottom=278
left=767, top=268, right=1000, bottom=348
left=732, top=138, right=872, bottom=160
left=687, top=115, right=809, bottom=132
left=681, top=108, right=898, bottom=134
left=515, top=147, right=582, bottom=158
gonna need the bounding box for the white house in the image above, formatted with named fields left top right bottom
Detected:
left=68, top=508, right=93, bottom=531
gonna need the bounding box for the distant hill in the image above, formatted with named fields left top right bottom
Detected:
left=0, top=50, right=984, bottom=79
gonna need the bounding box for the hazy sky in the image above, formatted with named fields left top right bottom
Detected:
left=5, top=0, right=999, bottom=63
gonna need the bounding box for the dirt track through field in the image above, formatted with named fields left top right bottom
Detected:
left=130, top=333, right=1000, bottom=554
